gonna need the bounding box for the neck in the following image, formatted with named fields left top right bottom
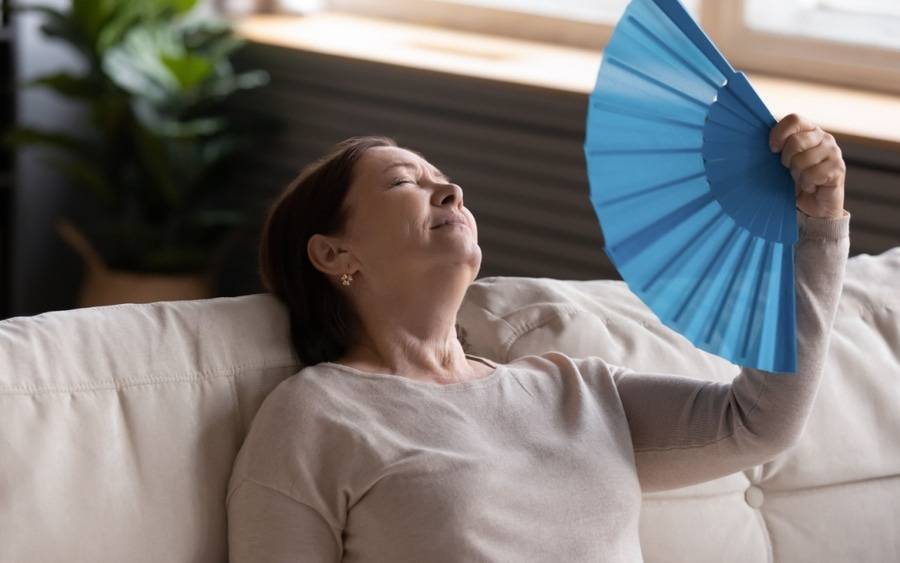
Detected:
left=339, top=270, right=477, bottom=382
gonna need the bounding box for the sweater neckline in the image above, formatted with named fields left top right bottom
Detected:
left=320, top=354, right=505, bottom=391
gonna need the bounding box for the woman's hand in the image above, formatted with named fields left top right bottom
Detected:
left=769, top=113, right=847, bottom=219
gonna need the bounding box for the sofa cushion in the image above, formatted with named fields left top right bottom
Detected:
left=0, top=294, right=301, bottom=563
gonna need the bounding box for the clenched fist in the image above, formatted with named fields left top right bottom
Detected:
left=768, top=114, right=847, bottom=220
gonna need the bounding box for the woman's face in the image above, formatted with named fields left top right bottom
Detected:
left=336, top=146, right=482, bottom=286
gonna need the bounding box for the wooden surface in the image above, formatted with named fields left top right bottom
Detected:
left=234, top=12, right=900, bottom=152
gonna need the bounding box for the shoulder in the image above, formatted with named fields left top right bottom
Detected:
left=501, top=352, right=627, bottom=412
left=505, top=350, right=620, bottom=379
left=246, top=363, right=360, bottom=429
left=229, top=364, right=364, bottom=489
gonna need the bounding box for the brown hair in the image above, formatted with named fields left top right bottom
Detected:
left=258, top=135, right=399, bottom=366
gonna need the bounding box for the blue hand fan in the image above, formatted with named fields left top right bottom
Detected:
left=583, top=0, right=798, bottom=373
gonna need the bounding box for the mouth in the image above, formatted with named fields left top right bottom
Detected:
left=432, top=221, right=467, bottom=229
left=431, top=217, right=468, bottom=229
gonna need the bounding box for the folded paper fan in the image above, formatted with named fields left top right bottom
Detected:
left=583, top=0, right=798, bottom=373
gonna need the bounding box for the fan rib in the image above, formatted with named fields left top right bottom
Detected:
left=641, top=207, right=725, bottom=295
left=605, top=56, right=709, bottom=110
left=744, top=194, right=773, bottom=233
left=607, top=192, right=714, bottom=260
left=590, top=99, right=703, bottom=131
left=712, top=93, right=761, bottom=131
left=587, top=147, right=701, bottom=156
left=672, top=218, right=742, bottom=324
left=625, top=15, right=722, bottom=91
left=774, top=248, right=797, bottom=372
left=703, top=233, right=755, bottom=345
left=706, top=152, right=781, bottom=187
left=740, top=241, right=773, bottom=360
left=705, top=115, right=749, bottom=137
left=723, top=75, right=773, bottom=128
left=595, top=170, right=706, bottom=206
left=755, top=192, right=780, bottom=239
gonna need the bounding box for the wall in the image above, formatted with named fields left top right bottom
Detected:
left=10, top=0, right=88, bottom=317
left=10, top=30, right=900, bottom=317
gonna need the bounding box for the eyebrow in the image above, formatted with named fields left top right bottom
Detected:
left=382, top=162, right=449, bottom=181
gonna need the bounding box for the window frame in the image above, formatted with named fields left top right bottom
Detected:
left=275, top=0, right=900, bottom=96
left=324, top=0, right=616, bottom=50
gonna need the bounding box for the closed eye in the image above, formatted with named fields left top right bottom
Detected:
left=391, top=175, right=452, bottom=187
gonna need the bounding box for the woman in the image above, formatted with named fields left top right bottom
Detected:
left=227, top=113, right=850, bottom=562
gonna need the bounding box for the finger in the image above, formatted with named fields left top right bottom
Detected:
left=797, top=158, right=842, bottom=193
left=781, top=128, right=827, bottom=168
left=788, top=137, right=831, bottom=178
left=769, top=113, right=818, bottom=152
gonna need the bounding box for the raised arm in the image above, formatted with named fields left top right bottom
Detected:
left=601, top=114, right=852, bottom=493
left=612, top=208, right=850, bottom=492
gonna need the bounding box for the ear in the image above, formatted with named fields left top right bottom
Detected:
left=307, top=233, right=354, bottom=277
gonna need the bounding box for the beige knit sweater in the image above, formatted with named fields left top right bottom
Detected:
left=227, top=209, right=851, bottom=562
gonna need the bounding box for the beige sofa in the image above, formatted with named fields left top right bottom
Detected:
left=2, top=247, right=898, bottom=563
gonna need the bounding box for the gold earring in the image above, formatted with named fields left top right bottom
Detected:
left=340, top=273, right=353, bottom=287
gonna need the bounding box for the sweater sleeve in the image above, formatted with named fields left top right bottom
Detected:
left=611, top=208, right=850, bottom=493
left=227, top=477, right=342, bottom=562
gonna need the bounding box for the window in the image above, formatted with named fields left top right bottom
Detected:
left=744, top=0, right=900, bottom=50
left=709, top=0, right=900, bottom=95
left=253, top=0, right=900, bottom=95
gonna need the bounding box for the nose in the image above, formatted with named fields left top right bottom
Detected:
left=433, top=182, right=464, bottom=208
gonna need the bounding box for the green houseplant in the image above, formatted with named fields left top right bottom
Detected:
left=6, top=0, right=270, bottom=306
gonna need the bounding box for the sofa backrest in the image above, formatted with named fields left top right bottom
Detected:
left=0, top=294, right=301, bottom=562
left=2, top=248, right=898, bottom=562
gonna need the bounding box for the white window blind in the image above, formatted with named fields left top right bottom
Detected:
left=743, top=0, right=900, bottom=50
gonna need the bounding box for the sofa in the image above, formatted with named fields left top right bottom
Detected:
left=2, top=247, right=898, bottom=563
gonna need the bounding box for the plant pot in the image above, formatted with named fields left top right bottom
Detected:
left=55, top=218, right=216, bottom=308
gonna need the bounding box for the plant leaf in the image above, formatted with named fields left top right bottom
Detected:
left=25, top=72, right=101, bottom=99
left=161, top=53, right=214, bottom=90
left=171, top=0, right=197, bottom=14
left=72, top=0, right=113, bottom=48
left=2, top=127, right=94, bottom=158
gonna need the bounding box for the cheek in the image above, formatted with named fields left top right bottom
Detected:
left=466, top=211, right=478, bottom=235
left=358, top=193, right=432, bottom=243
left=365, top=204, right=424, bottom=243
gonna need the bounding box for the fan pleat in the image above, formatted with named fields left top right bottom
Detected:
left=624, top=16, right=722, bottom=91
left=590, top=100, right=704, bottom=131
left=598, top=59, right=710, bottom=120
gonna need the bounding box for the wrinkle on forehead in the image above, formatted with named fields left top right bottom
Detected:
left=377, top=147, right=446, bottom=180
left=382, top=161, right=449, bottom=182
